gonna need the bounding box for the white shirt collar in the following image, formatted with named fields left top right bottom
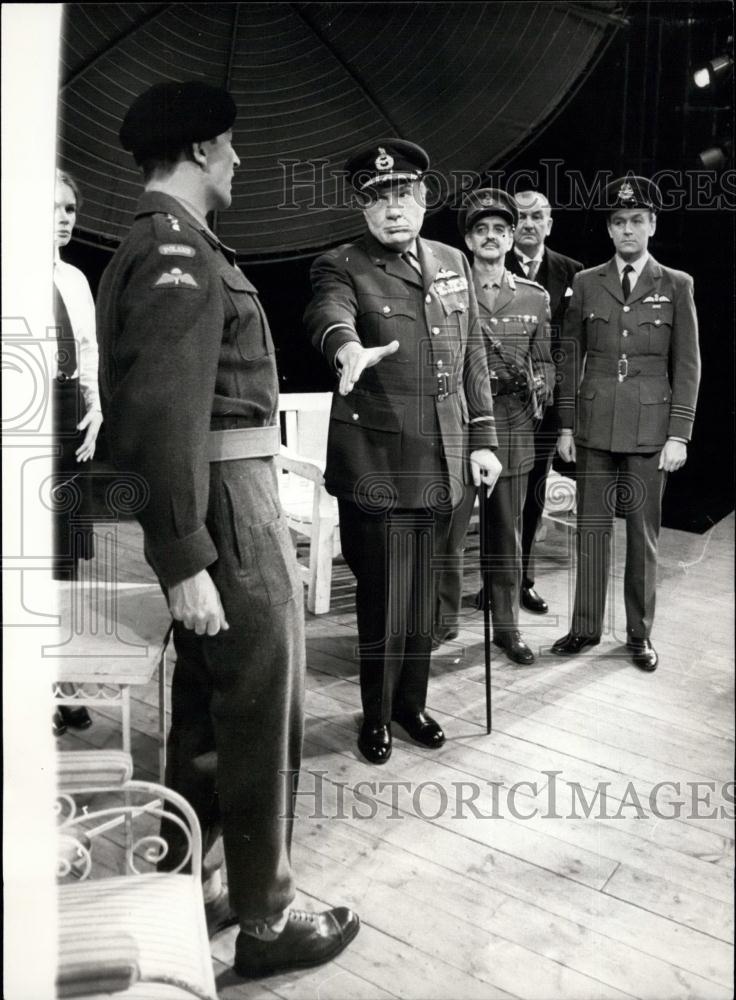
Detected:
left=615, top=251, right=649, bottom=280
left=515, top=247, right=544, bottom=265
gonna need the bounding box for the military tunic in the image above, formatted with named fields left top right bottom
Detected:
left=304, top=232, right=497, bottom=723
left=557, top=255, right=701, bottom=640
left=97, top=191, right=304, bottom=922
left=437, top=270, right=555, bottom=635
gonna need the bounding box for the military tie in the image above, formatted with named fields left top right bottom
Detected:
left=53, top=280, right=78, bottom=377
left=401, top=249, right=422, bottom=276
left=526, top=258, right=539, bottom=282
left=621, top=263, right=634, bottom=301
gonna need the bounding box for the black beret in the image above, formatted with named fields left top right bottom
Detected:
left=120, top=81, right=237, bottom=159
left=603, top=175, right=662, bottom=213
left=458, top=187, right=518, bottom=234
left=345, top=139, right=430, bottom=191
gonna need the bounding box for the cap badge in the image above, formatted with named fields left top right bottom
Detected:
left=617, top=181, right=635, bottom=202
left=375, top=147, right=394, bottom=172
left=480, top=192, right=495, bottom=206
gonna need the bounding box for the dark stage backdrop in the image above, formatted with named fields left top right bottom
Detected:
left=63, top=1, right=734, bottom=533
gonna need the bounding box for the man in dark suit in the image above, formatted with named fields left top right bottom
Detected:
left=552, top=176, right=701, bottom=671
left=505, top=190, right=583, bottom=615
left=304, top=140, right=501, bottom=764
left=435, top=189, right=555, bottom=664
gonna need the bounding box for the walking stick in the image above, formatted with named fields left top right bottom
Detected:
left=479, top=487, right=492, bottom=733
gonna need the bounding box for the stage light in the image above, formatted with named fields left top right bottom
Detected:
left=697, top=140, right=733, bottom=171
left=692, top=39, right=734, bottom=90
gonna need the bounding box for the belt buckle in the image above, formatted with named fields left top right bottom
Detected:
left=617, top=357, right=628, bottom=382
left=436, top=370, right=450, bottom=401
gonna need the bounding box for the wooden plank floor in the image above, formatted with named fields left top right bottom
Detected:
left=58, top=512, right=735, bottom=999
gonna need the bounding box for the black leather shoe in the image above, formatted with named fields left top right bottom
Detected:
left=59, top=705, right=93, bottom=730
left=205, top=889, right=239, bottom=938
left=234, top=907, right=360, bottom=978
left=521, top=586, right=549, bottom=615
left=627, top=638, right=658, bottom=672
left=493, top=633, right=535, bottom=665
left=431, top=626, right=459, bottom=650
left=358, top=722, right=392, bottom=764
left=392, top=709, right=446, bottom=748
left=551, top=633, right=600, bottom=655
left=53, top=712, right=67, bottom=737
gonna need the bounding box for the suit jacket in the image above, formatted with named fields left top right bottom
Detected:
left=303, top=232, right=497, bottom=508
left=506, top=245, right=583, bottom=338
left=558, top=256, right=701, bottom=452
left=476, top=269, right=555, bottom=478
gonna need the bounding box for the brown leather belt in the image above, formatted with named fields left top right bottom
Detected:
left=207, top=425, right=280, bottom=462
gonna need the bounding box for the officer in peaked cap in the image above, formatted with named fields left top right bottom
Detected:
left=344, top=139, right=431, bottom=192
left=304, top=141, right=501, bottom=764
left=435, top=187, right=555, bottom=665
left=602, top=174, right=663, bottom=213
left=97, top=80, right=359, bottom=977
left=553, top=175, right=701, bottom=671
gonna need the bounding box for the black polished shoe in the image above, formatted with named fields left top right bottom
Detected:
left=53, top=711, right=67, bottom=737
left=357, top=722, right=392, bottom=764
left=59, top=705, right=93, bottom=730
left=234, top=907, right=360, bottom=978
left=627, top=638, right=658, bottom=672
left=493, top=632, right=535, bottom=665
left=431, top=626, right=459, bottom=651
left=551, top=633, right=600, bottom=655
left=205, top=889, right=239, bottom=938
left=521, top=586, right=549, bottom=615
left=392, top=708, right=446, bottom=748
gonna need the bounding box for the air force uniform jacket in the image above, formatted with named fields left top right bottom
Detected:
left=304, top=232, right=498, bottom=509
left=558, top=256, right=701, bottom=453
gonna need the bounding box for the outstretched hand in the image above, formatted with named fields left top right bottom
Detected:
left=336, top=340, right=400, bottom=396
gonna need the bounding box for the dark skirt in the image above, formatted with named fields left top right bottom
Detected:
left=51, top=378, right=95, bottom=577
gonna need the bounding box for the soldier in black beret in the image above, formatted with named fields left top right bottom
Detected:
left=304, top=141, right=501, bottom=764
left=553, top=175, right=701, bottom=671
left=435, top=188, right=555, bottom=663
left=98, top=80, right=359, bottom=977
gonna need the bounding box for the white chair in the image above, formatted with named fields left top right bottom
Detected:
left=55, top=750, right=217, bottom=1000
left=277, top=392, right=340, bottom=615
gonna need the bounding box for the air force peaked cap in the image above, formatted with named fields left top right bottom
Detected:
left=458, top=187, right=518, bottom=234
left=120, top=81, right=237, bottom=160
left=603, top=175, right=662, bottom=213
left=345, top=139, right=430, bottom=191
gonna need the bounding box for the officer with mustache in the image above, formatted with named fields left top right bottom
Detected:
left=435, top=189, right=555, bottom=663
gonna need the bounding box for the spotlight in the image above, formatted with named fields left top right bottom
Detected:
left=697, top=140, right=733, bottom=171
left=692, top=38, right=734, bottom=90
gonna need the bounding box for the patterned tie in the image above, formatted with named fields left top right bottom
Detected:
left=53, top=280, right=78, bottom=377
left=526, top=258, right=539, bottom=282
left=621, top=264, right=634, bottom=301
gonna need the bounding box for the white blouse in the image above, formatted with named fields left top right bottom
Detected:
left=53, top=256, right=101, bottom=413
